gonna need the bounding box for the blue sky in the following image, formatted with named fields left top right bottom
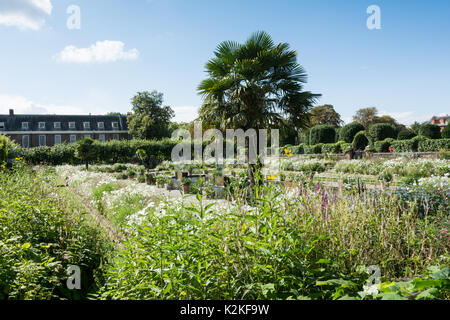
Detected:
left=0, top=0, right=449, bottom=124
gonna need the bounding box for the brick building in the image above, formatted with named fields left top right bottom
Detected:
left=431, top=115, right=449, bottom=132
left=0, top=109, right=129, bottom=148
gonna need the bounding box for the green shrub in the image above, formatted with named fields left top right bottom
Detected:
left=309, top=125, right=336, bottom=145
left=391, top=140, right=415, bottom=153
left=442, top=125, right=450, bottom=139
left=339, top=122, right=365, bottom=143
left=374, top=138, right=394, bottom=153
left=368, top=123, right=397, bottom=142
left=321, top=143, right=341, bottom=154
left=352, top=131, right=369, bottom=150
left=397, top=130, right=417, bottom=140
left=418, top=139, right=450, bottom=152
left=0, top=135, right=10, bottom=163
left=419, top=123, right=441, bottom=139
left=305, top=144, right=323, bottom=154
left=292, top=144, right=305, bottom=155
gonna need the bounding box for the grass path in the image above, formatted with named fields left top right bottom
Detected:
left=54, top=172, right=125, bottom=248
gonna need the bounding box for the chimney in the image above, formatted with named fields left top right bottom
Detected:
left=9, top=109, right=14, bottom=117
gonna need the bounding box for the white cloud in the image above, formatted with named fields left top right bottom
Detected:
left=379, top=111, right=433, bottom=125
left=0, top=0, right=52, bottom=30
left=172, top=106, right=199, bottom=123
left=0, top=94, right=108, bottom=115
left=55, top=41, right=139, bottom=64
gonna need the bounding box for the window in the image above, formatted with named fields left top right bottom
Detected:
left=22, top=135, right=30, bottom=148
left=39, top=122, right=46, bottom=129
left=39, top=135, right=46, bottom=146
left=22, top=122, right=28, bottom=130
left=69, top=122, right=76, bottom=129
left=0, top=122, right=4, bottom=131
left=112, top=122, right=119, bottom=129
left=70, top=135, right=77, bottom=143
left=54, top=122, right=61, bottom=129
left=83, top=122, right=90, bottom=129
left=84, top=134, right=91, bottom=139
left=54, top=135, right=62, bottom=145
left=99, top=134, right=106, bottom=142
left=113, top=134, right=119, bottom=140
left=98, top=122, right=105, bottom=130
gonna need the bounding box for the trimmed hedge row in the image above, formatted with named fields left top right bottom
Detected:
left=12, top=139, right=241, bottom=166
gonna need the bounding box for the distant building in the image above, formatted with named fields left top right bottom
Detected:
left=0, top=109, right=129, bottom=148
left=431, top=115, right=449, bottom=132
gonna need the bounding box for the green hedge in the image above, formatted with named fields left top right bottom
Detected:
left=352, top=131, right=369, bottom=150
left=339, top=122, right=365, bottom=143
left=419, top=123, right=441, bottom=139
left=374, top=138, right=394, bottom=153
left=368, top=123, right=397, bottom=142
left=309, top=125, right=336, bottom=145
left=418, top=139, right=450, bottom=152
left=304, top=144, right=323, bottom=154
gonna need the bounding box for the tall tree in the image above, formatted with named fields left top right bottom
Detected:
left=198, top=31, right=320, bottom=186
left=127, top=91, right=175, bottom=140
left=353, top=107, right=379, bottom=129
left=309, top=104, right=343, bottom=128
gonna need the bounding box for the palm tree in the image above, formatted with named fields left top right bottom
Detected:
left=198, top=31, right=320, bottom=187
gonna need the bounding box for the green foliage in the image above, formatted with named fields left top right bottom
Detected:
left=0, top=164, right=110, bottom=299
left=418, top=139, right=450, bottom=152
left=321, top=143, right=341, bottom=154
left=305, top=144, right=323, bottom=154
left=374, top=138, right=394, bottom=153
left=127, top=91, right=175, bottom=140
left=339, top=122, right=365, bottom=143
left=309, top=125, right=336, bottom=145
left=198, top=31, right=320, bottom=134
left=368, top=123, right=397, bottom=142
left=419, top=123, right=441, bottom=140
left=0, top=134, right=10, bottom=163
left=397, top=130, right=417, bottom=140
left=352, top=131, right=369, bottom=150
left=441, top=125, right=450, bottom=139
left=75, top=138, right=98, bottom=170
left=309, top=105, right=343, bottom=128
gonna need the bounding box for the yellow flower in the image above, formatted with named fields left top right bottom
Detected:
left=267, top=175, right=276, bottom=180
left=1, top=165, right=5, bottom=169
left=180, top=291, right=187, bottom=296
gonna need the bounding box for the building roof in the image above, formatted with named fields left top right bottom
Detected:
left=0, top=112, right=128, bottom=132
left=431, top=115, right=450, bottom=121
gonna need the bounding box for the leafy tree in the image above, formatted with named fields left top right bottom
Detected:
left=75, top=138, right=98, bottom=170
left=419, top=123, right=441, bottom=140
left=127, top=91, right=175, bottom=140
left=442, top=125, right=450, bottom=139
left=353, top=107, right=379, bottom=129
left=368, top=123, right=397, bottom=142
left=107, top=112, right=123, bottom=116
left=410, top=121, right=422, bottom=134
left=309, top=125, right=336, bottom=145
left=352, top=131, right=369, bottom=150
left=309, top=104, right=343, bottom=128
left=339, top=122, right=365, bottom=143
left=198, top=31, right=320, bottom=186
left=0, top=135, right=10, bottom=163
left=397, top=129, right=417, bottom=140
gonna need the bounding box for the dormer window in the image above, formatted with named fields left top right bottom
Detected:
left=22, top=122, right=29, bottom=130
left=112, top=122, right=119, bottom=129
left=54, top=122, right=61, bottom=129
left=83, top=122, right=90, bottom=129
left=69, top=122, right=76, bottom=129
left=39, top=122, right=46, bottom=129
left=98, top=122, right=105, bottom=130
